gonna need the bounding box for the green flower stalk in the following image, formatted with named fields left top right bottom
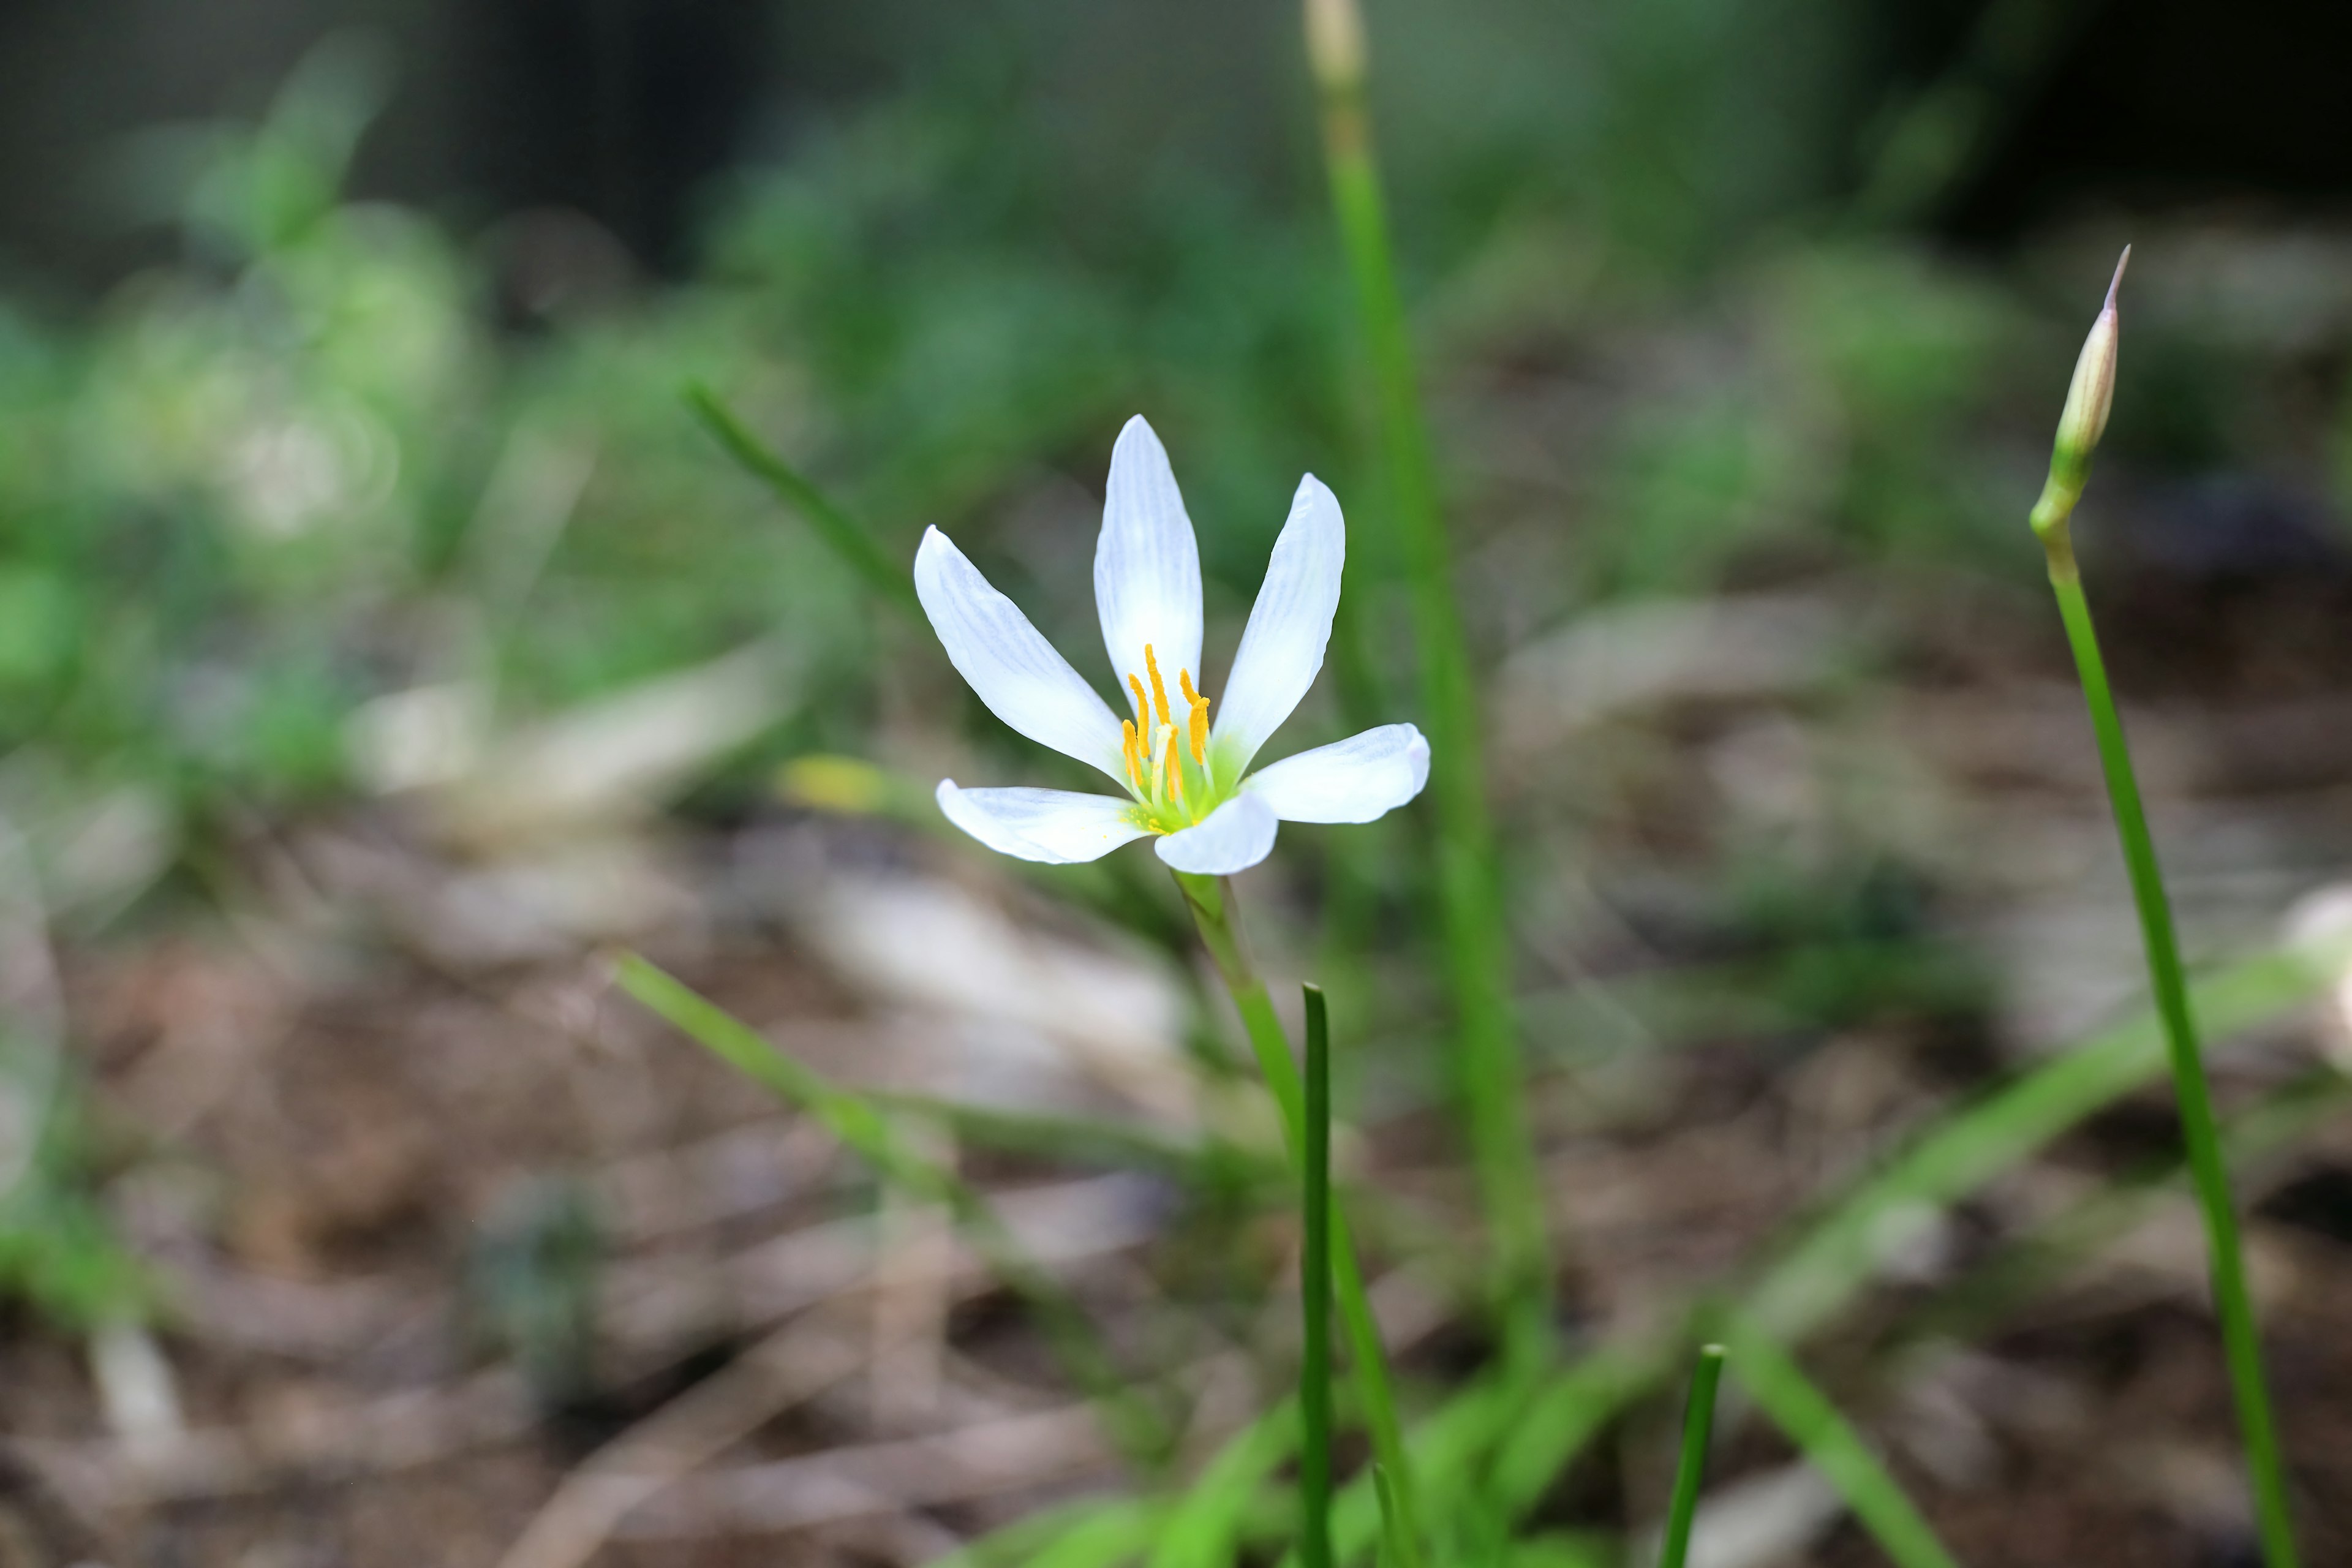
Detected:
left=1305, top=0, right=1551, bottom=1334
left=2031, top=249, right=2301, bottom=1568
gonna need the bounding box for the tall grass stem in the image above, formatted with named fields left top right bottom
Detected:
left=1175, top=871, right=1425, bottom=1568
left=1303, top=0, right=1548, bottom=1325
left=1301, top=984, right=1335, bottom=1568
left=2037, top=527, right=2299, bottom=1567
left=1658, top=1344, right=1725, bottom=1568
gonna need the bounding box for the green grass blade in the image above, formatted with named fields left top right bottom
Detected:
left=1912, top=1069, right=2351, bottom=1350
left=613, top=954, right=1172, bottom=1465
left=683, top=382, right=922, bottom=616
left=1151, top=1404, right=1302, bottom=1568
left=1657, top=1345, right=1726, bottom=1568
left=937, top=1498, right=1159, bottom=1568
left=1743, top=947, right=2317, bottom=1343
left=1371, top=1464, right=1405, bottom=1568
left=1303, top=0, right=1548, bottom=1324
left=1722, top=1325, right=1962, bottom=1568
left=1302, top=983, right=1336, bottom=1568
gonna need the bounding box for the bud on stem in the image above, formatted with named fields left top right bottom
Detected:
left=1305, top=0, right=1368, bottom=94
left=2032, top=246, right=2130, bottom=552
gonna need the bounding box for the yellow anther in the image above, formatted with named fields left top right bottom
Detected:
left=1121, top=719, right=1143, bottom=791
left=1126, top=673, right=1150, bottom=728
left=1164, top=731, right=1186, bottom=810
left=1144, top=644, right=1172, bottom=726
left=1177, top=668, right=1210, bottom=763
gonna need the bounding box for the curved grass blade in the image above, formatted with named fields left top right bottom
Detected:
left=684, top=383, right=921, bottom=616
left=1721, top=1325, right=1961, bottom=1568
left=1491, top=944, right=2328, bottom=1515
left=614, top=954, right=1172, bottom=1466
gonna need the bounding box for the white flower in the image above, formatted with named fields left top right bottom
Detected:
left=916, top=416, right=1431, bottom=876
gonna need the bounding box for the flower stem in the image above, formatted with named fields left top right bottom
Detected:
left=1175, top=871, right=1425, bottom=1568
left=1658, top=1344, right=1725, bottom=1568
left=1301, top=982, right=1335, bottom=1568
left=2035, top=522, right=2299, bottom=1568
left=1303, top=0, right=1549, bottom=1328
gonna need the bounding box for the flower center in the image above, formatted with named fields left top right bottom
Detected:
left=1120, top=643, right=1221, bottom=833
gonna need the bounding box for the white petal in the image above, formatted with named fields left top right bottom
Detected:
left=1155, top=793, right=1280, bottom=875
left=916, top=527, right=1127, bottom=782
left=1211, top=474, right=1344, bottom=771
left=1095, top=416, right=1204, bottom=703
left=936, top=782, right=1150, bottom=864
left=1245, top=723, right=1429, bottom=823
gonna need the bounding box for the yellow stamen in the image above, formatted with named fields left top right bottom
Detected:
left=1127, top=673, right=1150, bottom=728
left=1164, top=731, right=1185, bottom=811
left=1121, top=719, right=1143, bottom=792
left=1145, top=644, right=1172, bottom=726
left=1178, top=668, right=1210, bottom=763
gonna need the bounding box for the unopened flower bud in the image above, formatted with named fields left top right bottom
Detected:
left=1305, top=0, right=1367, bottom=92
left=2033, top=246, right=2129, bottom=544
left=2054, top=247, right=2128, bottom=467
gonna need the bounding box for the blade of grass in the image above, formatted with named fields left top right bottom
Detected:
left=940, top=1498, right=1160, bottom=1568
left=1371, top=1466, right=1404, bottom=1568
left=1150, top=1404, right=1302, bottom=1568
left=1302, top=983, right=1336, bottom=1568
left=684, top=384, right=921, bottom=616
left=1905, top=1068, right=2352, bottom=1352
left=2030, top=256, right=2298, bottom=1568
left=1657, top=1345, right=1726, bottom=1568
left=1175, top=871, right=1425, bottom=1568
left=613, top=954, right=1172, bottom=1466
left=1302, top=0, right=1548, bottom=1325
left=1722, top=1324, right=1962, bottom=1568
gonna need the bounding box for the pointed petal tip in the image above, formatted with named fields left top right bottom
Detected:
left=2105, top=246, right=2130, bottom=312
left=1114, top=413, right=1164, bottom=452
left=1292, top=471, right=1342, bottom=516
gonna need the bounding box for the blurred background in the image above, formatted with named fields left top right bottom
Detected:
left=7, top=1, right=2352, bottom=1563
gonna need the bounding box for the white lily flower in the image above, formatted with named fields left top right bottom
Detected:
left=916, top=415, right=1430, bottom=876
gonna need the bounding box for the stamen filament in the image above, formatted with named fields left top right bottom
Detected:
left=1164, top=730, right=1186, bottom=812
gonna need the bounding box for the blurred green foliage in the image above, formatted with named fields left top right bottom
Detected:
left=0, top=21, right=2080, bottom=884
left=0, top=1046, right=151, bottom=1331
